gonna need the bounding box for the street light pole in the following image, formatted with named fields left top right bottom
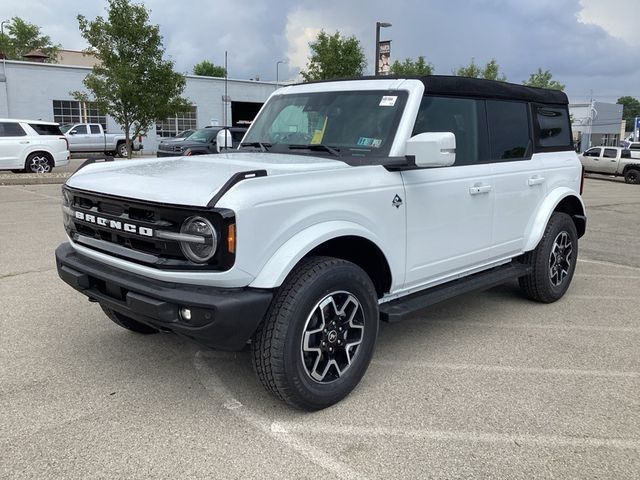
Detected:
left=374, top=21, right=392, bottom=76
left=276, top=60, right=287, bottom=88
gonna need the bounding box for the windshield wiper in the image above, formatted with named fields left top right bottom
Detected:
left=288, top=144, right=341, bottom=157
left=240, top=141, right=271, bottom=152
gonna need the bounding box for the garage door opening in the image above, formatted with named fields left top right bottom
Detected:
left=231, top=101, right=263, bottom=127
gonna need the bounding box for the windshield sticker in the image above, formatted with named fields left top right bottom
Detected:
left=379, top=95, right=397, bottom=107
left=357, top=137, right=382, bottom=148
left=310, top=117, right=328, bottom=145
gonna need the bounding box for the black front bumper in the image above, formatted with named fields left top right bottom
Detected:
left=55, top=242, right=273, bottom=351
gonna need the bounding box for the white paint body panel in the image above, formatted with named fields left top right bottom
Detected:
left=0, top=119, right=69, bottom=170
left=63, top=78, right=585, bottom=302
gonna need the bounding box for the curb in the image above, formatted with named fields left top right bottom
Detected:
left=0, top=174, right=71, bottom=186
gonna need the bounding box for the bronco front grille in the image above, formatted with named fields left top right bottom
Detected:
left=62, top=187, right=235, bottom=271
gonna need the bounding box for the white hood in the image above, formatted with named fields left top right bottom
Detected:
left=66, top=152, right=348, bottom=206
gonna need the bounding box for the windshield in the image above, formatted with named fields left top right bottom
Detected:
left=60, top=124, right=73, bottom=134
left=188, top=129, right=218, bottom=143
left=243, top=90, right=407, bottom=157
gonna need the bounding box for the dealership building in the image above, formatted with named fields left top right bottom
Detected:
left=0, top=59, right=277, bottom=153
left=569, top=101, right=625, bottom=152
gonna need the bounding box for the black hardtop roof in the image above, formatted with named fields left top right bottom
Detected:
left=302, top=75, right=569, bottom=105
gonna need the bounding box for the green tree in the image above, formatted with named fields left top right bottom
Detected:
left=193, top=60, right=226, bottom=77
left=456, top=58, right=506, bottom=81
left=617, top=96, right=640, bottom=132
left=301, top=30, right=366, bottom=81
left=75, top=0, right=190, bottom=157
left=0, top=17, right=60, bottom=62
left=389, top=56, right=434, bottom=76
left=523, top=68, right=565, bottom=90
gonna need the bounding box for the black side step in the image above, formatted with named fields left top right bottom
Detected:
left=379, top=262, right=531, bottom=323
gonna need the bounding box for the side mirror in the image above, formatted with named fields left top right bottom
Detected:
left=405, top=132, right=456, bottom=167
left=69, top=130, right=77, bottom=135
left=216, top=129, right=232, bottom=152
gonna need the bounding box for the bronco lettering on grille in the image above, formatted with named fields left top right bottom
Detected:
left=74, top=211, right=153, bottom=237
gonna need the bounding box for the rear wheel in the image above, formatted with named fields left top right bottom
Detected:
left=519, top=212, right=578, bottom=303
left=117, top=142, right=128, bottom=158
left=252, top=256, right=379, bottom=411
left=24, top=153, right=53, bottom=173
left=624, top=168, right=640, bottom=184
left=100, top=305, right=159, bottom=334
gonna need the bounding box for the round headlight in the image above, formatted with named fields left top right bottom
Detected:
left=180, top=216, right=217, bottom=263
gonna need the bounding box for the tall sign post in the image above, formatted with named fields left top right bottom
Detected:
left=378, top=40, right=391, bottom=76
left=374, top=22, right=392, bottom=76
left=635, top=116, right=640, bottom=142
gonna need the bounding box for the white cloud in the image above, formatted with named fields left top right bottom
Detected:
left=579, top=0, right=639, bottom=46
left=285, top=9, right=321, bottom=72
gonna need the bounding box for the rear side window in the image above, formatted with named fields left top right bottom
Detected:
left=486, top=100, right=531, bottom=161
left=0, top=122, right=27, bottom=137
left=533, top=105, right=572, bottom=149
left=630, top=144, right=640, bottom=151
left=603, top=148, right=618, bottom=158
left=29, top=123, right=63, bottom=136
left=90, top=124, right=101, bottom=134
left=412, top=96, right=488, bottom=165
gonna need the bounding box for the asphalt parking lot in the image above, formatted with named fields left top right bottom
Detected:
left=1, top=178, right=638, bottom=479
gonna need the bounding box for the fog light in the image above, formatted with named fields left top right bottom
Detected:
left=180, top=307, right=192, bottom=321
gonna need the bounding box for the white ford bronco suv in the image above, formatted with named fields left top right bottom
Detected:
left=56, top=76, right=586, bottom=410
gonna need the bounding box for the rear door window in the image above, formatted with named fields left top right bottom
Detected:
left=0, top=122, right=27, bottom=137
left=90, top=124, right=102, bottom=134
left=603, top=148, right=618, bottom=159
left=29, top=123, right=63, bottom=135
left=486, top=100, right=531, bottom=161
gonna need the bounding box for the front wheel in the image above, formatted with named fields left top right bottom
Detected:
left=519, top=212, right=578, bottom=303
left=252, top=256, right=379, bottom=411
left=624, top=169, right=640, bottom=184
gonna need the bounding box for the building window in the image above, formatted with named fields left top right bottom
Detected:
left=53, top=100, right=107, bottom=131
left=601, top=134, right=619, bottom=147
left=156, top=107, right=198, bottom=138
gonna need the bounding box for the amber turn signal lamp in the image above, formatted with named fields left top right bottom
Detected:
left=227, top=223, right=236, bottom=253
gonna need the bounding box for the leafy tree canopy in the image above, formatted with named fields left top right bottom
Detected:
left=617, top=96, right=640, bottom=131
left=193, top=60, right=226, bottom=77
left=75, top=0, right=190, bottom=156
left=0, top=17, right=60, bottom=62
left=389, top=56, right=434, bottom=76
left=301, top=30, right=366, bottom=81
left=523, top=68, right=565, bottom=91
left=456, top=58, right=506, bottom=81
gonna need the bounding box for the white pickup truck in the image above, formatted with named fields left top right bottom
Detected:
left=580, top=146, right=640, bottom=184
left=61, top=123, right=142, bottom=158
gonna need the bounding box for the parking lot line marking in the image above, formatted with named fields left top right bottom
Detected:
left=571, top=295, right=636, bottom=300
left=578, top=258, right=640, bottom=271
left=575, top=274, right=640, bottom=279
left=2, top=185, right=61, bottom=201
left=271, top=422, right=640, bottom=451
left=371, top=359, right=640, bottom=379
left=429, top=319, right=640, bottom=334
left=193, top=351, right=366, bottom=480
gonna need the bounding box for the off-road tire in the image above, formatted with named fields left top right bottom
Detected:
left=100, top=305, right=159, bottom=334
left=519, top=212, right=578, bottom=303
left=624, top=168, right=640, bottom=184
left=251, top=256, right=379, bottom=411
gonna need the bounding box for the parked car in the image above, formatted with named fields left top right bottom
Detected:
left=156, top=126, right=247, bottom=157
left=580, top=146, right=640, bottom=184
left=627, top=142, right=640, bottom=159
left=56, top=76, right=585, bottom=410
left=61, top=123, right=142, bottom=158
left=0, top=118, right=70, bottom=173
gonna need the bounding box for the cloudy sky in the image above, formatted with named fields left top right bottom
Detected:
left=1, top=0, right=638, bottom=102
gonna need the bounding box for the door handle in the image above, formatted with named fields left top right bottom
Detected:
left=19, top=140, right=30, bottom=144
left=528, top=176, right=545, bottom=186
left=469, top=184, right=492, bottom=195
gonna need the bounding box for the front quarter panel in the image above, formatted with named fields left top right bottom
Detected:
left=218, top=165, right=406, bottom=292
